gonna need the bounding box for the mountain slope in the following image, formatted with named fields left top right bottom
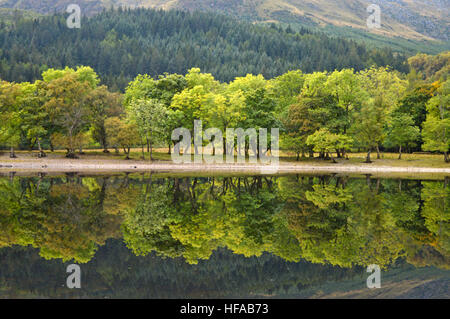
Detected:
left=0, top=8, right=407, bottom=91
left=154, top=0, right=450, bottom=42
left=0, top=0, right=448, bottom=53
left=1, top=0, right=448, bottom=41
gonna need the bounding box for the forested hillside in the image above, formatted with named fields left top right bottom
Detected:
left=1, top=0, right=448, bottom=53
left=0, top=8, right=407, bottom=91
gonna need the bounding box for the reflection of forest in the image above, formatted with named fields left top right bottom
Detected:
left=0, top=242, right=367, bottom=298
left=0, top=174, right=448, bottom=270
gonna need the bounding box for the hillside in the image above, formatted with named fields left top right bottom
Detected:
left=0, top=0, right=449, bottom=53
left=0, top=7, right=41, bottom=24
left=0, top=8, right=407, bottom=91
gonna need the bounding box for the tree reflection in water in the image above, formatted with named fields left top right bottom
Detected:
left=0, top=173, right=448, bottom=270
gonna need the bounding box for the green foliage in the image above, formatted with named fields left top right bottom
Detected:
left=1, top=50, right=450, bottom=162
left=88, top=85, right=123, bottom=151
left=127, top=99, right=168, bottom=159
left=385, top=113, right=420, bottom=158
left=422, top=80, right=450, bottom=161
left=306, top=128, right=353, bottom=161
left=0, top=81, right=23, bottom=155
left=41, top=70, right=97, bottom=156
left=350, top=97, right=386, bottom=161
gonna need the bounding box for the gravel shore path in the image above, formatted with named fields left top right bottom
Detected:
left=1, top=159, right=449, bottom=175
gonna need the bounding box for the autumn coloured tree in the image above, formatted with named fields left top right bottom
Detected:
left=105, top=117, right=141, bottom=159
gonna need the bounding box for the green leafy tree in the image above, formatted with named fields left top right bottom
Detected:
left=0, top=81, right=23, bottom=157
left=325, top=69, right=364, bottom=134
left=422, top=80, right=450, bottom=162
left=384, top=113, right=420, bottom=159
left=306, top=129, right=353, bottom=163
left=20, top=82, right=48, bottom=157
left=127, top=99, right=168, bottom=160
left=359, top=67, right=407, bottom=158
left=350, top=97, right=385, bottom=163
left=282, top=101, right=319, bottom=160
left=267, top=70, right=304, bottom=115
left=41, top=68, right=99, bottom=158
left=88, top=86, right=123, bottom=153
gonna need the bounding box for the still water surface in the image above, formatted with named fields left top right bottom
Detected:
left=0, top=173, right=448, bottom=298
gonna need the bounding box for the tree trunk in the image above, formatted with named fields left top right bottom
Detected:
left=309, top=150, right=314, bottom=158
left=376, top=144, right=381, bottom=159
left=364, top=149, right=372, bottom=163
left=223, top=137, right=226, bottom=156
left=150, top=140, right=153, bottom=161
left=330, top=153, right=337, bottom=163
left=256, top=138, right=260, bottom=159
left=398, top=145, right=402, bottom=160
left=168, top=141, right=171, bottom=155
left=66, top=149, right=77, bottom=158
left=102, top=136, right=109, bottom=153
left=141, top=144, right=145, bottom=159
left=37, top=138, right=46, bottom=158
left=445, top=151, right=449, bottom=163
left=194, top=143, right=199, bottom=155
left=9, top=146, right=16, bottom=158
left=296, top=152, right=300, bottom=161
left=102, top=139, right=109, bottom=153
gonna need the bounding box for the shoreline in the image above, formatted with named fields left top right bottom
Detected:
left=1, top=159, right=449, bottom=175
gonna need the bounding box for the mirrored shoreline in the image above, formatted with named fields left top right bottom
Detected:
left=0, top=173, right=448, bottom=298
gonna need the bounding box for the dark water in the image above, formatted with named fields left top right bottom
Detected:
left=0, top=173, right=448, bottom=298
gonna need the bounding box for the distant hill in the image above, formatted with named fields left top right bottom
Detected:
left=0, top=8, right=408, bottom=91
left=0, top=0, right=104, bottom=16
left=0, top=7, right=41, bottom=24
left=0, top=0, right=448, bottom=53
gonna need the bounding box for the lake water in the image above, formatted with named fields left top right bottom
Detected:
left=0, top=173, right=448, bottom=298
